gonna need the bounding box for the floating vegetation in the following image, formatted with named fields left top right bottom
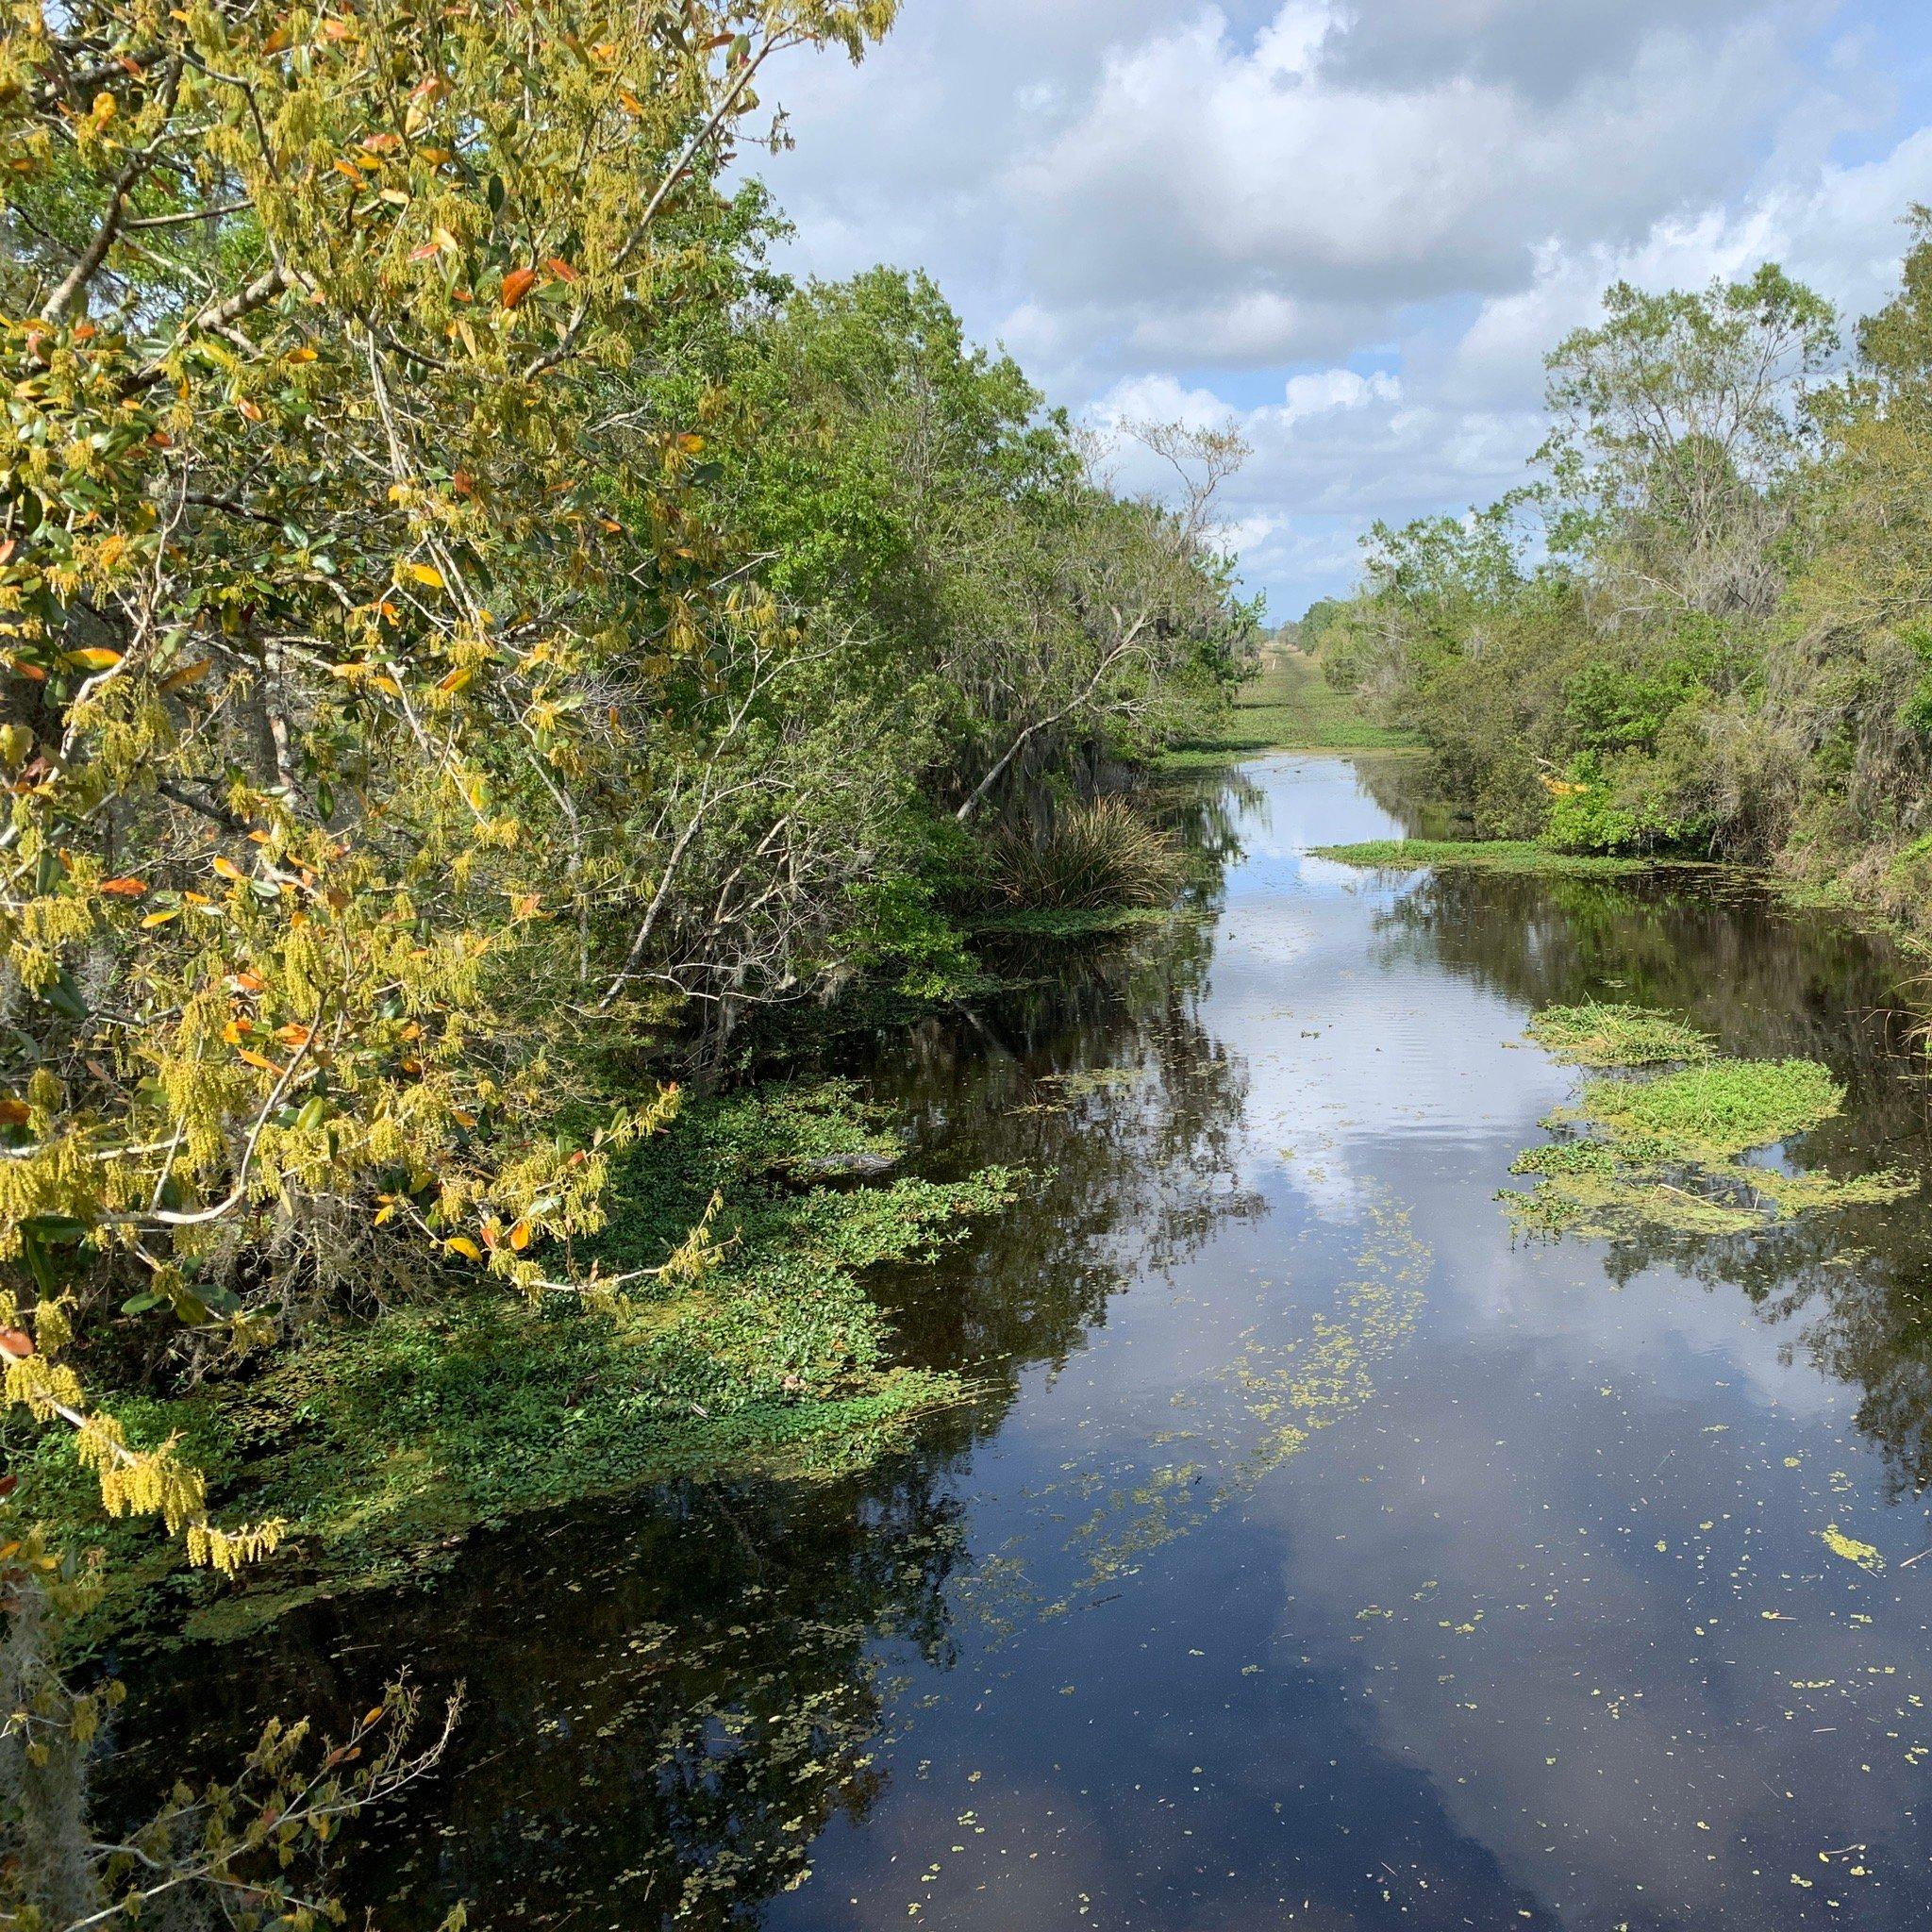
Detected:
left=1311, top=838, right=1667, bottom=877
left=22, top=1085, right=1024, bottom=1647
left=1524, top=1000, right=1713, bottom=1069
left=1505, top=1025, right=1917, bottom=1241
left=1035, top=1066, right=1149, bottom=1098
left=1574, top=1058, right=1844, bottom=1158
left=972, top=1189, right=1433, bottom=1625
left=1821, top=1524, right=1886, bottom=1573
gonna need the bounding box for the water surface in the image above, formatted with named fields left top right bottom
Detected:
left=126, top=755, right=1932, bottom=1929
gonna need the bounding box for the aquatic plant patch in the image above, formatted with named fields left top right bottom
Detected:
left=1524, top=1001, right=1714, bottom=1069
left=17, top=1085, right=1024, bottom=1648
left=1503, top=1025, right=1915, bottom=1242
left=1312, top=839, right=1665, bottom=878
left=1575, top=1058, right=1843, bottom=1159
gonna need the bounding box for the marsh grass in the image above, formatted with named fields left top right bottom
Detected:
left=989, top=796, right=1187, bottom=912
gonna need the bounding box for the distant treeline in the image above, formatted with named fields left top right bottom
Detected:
left=1317, top=214, right=1932, bottom=929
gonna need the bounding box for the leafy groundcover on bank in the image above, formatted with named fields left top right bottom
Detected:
left=17, top=1085, right=1022, bottom=1650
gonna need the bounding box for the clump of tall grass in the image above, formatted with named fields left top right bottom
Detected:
left=988, top=797, right=1187, bottom=912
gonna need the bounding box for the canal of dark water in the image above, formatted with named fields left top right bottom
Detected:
left=127, top=754, right=1932, bottom=1929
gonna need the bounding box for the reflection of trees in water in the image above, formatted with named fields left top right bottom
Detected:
left=1351, top=748, right=1469, bottom=841
left=116, top=785, right=1266, bottom=1930
left=112, top=1467, right=972, bottom=1929
left=874, top=904, right=1263, bottom=1411
left=1591, top=1200, right=1932, bottom=1506
left=1153, top=765, right=1265, bottom=877
left=1369, top=860, right=1932, bottom=1501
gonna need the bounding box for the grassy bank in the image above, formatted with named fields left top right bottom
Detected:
left=1161, top=650, right=1419, bottom=767
left=16, top=1085, right=1022, bottom=1649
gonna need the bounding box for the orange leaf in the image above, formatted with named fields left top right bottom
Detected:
left=98, top=876, right=149, bottom=898
left=212, top=856, right=245, bottom=881
left=0, top=1329, right=33, bottom=1360
left=276, top=1024, right=312, bottom=1048
left=509, top=1221, right=531, bottom=1252
left=444, top=1236, right=483, bottom=1262
left=236, top=1049, right=279, bottom=1073
left=159, top=658, right=211, bottom=693
left=545, top=257, right=578, bottom=283
left=500, top=266, right=537, bottom=309
left=0, top=1099, right=29, bottom=1126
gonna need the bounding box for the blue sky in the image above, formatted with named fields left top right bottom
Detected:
left=756, top=1, right=1932, bottom=623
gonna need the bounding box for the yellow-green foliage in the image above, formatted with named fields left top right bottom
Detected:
left=2, top=2, right=907, bottom=1582
left=1504, top=1031, right=1916, bottom=1241
left=1524, top=1000, right=1714, bottom=1068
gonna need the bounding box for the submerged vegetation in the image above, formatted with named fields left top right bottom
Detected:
left=1507, top=1015, right=1916, bottom=1241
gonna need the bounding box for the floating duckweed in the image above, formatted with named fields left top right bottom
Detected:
left=1525, top=1001, right=1713, bottom=1069
left=1821, top=1524, right=1886, bottom=1573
